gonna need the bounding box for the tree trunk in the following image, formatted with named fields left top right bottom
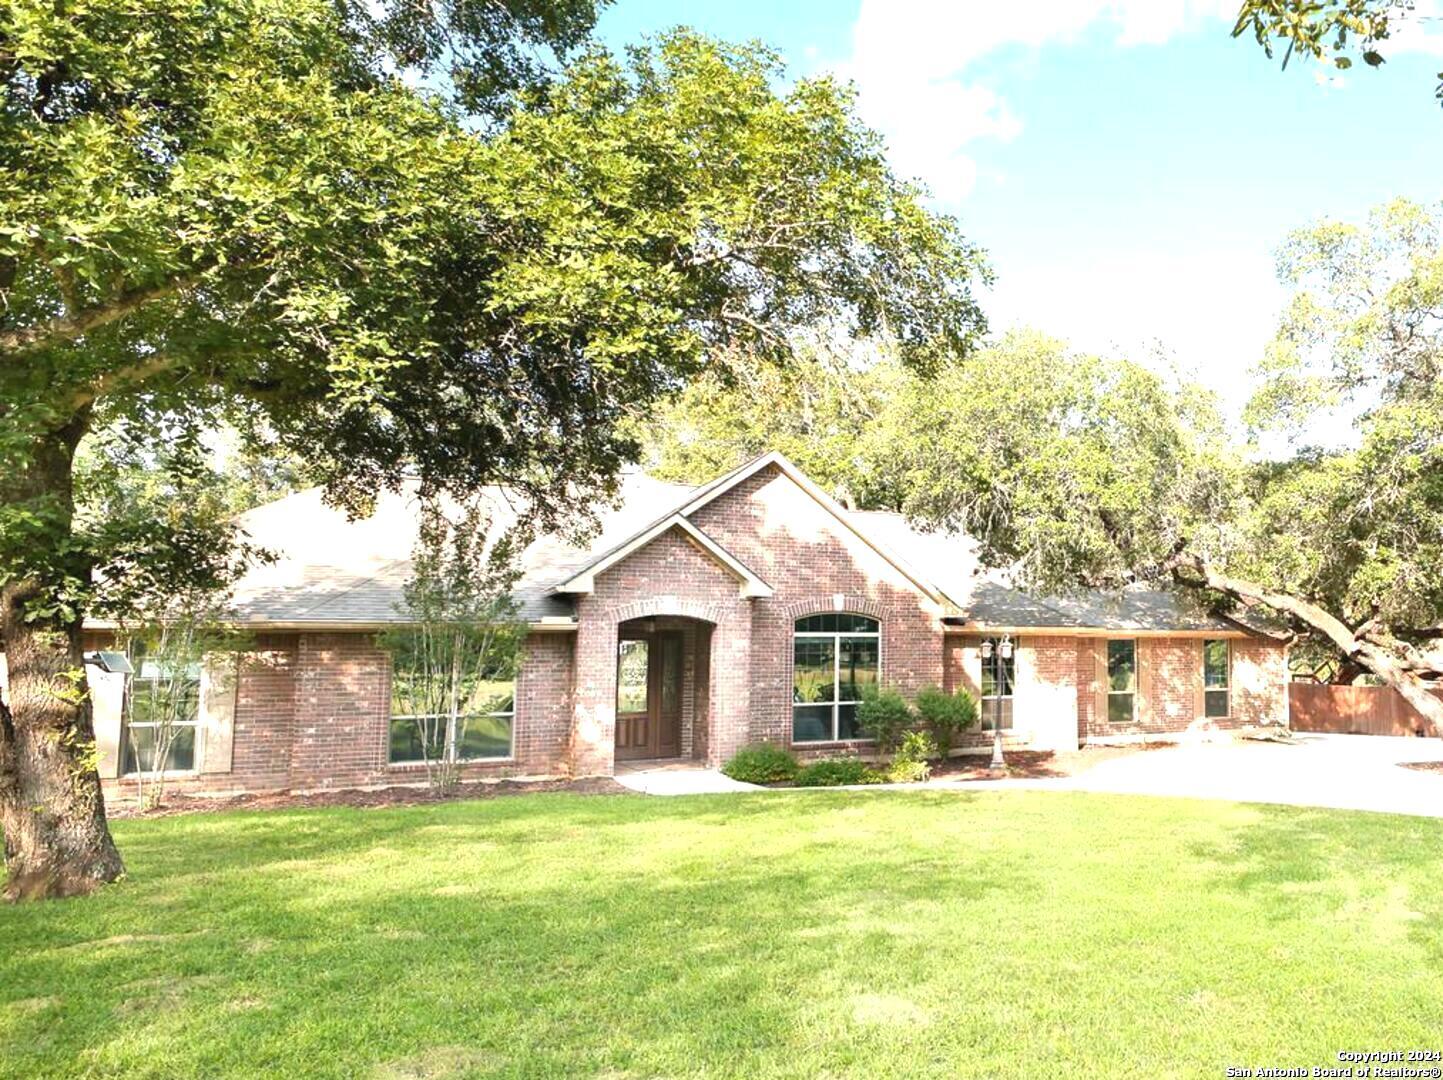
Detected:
left=1172, top=555, right=1443, bottom=739
left=0, top=418, right=125, bottom=901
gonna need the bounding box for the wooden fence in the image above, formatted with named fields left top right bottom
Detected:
left=1288, top=683, right=1443, bottom=736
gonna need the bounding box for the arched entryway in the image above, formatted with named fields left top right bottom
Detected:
left=615, top=615, right=713, bottom=762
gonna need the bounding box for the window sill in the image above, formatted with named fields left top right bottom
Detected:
left=387, top=758, right=515, bottom=769
left=790, top=739, right=876, bottom=749
left=119, top=770, right=197, bottom=779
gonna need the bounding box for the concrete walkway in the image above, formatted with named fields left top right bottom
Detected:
left=1059, top=733, right=1443, bottom=818
left=610, top=735, right=1443, bottom=816
left=613, top=761, right=761, bottom=796
left=608, top=733, right=1443, bottom=820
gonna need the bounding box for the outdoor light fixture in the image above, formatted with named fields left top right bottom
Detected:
left=83, top=651, right=134, bottom=675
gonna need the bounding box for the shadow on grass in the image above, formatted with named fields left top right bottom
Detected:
left=1, top=789, right=1032, bottom=1077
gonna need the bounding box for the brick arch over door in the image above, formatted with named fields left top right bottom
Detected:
left=603, top=596, right=728, bottom=627
left=568, top=526, right=757, bottom=775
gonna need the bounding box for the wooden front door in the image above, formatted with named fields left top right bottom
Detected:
left=616, top=631, right=683, bottom=760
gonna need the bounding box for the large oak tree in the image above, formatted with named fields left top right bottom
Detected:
left=871, top=203, right=1443, bottom=737
left=0, top=2, right=988, bottom=899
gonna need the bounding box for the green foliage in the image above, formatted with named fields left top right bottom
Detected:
left=630, top=345, right=904, bottom=501
left=1233, top=199, right=1443, bottom=636
left=721, top=744, right=799, bottom=785
left=1232, top=1, right=1441, bottom=103
left=914, top=686, right=977, bottom=756
left=885, top=731, right=936, bottom=783
left=0, top=4, right=989, bottom=630
left=855, top=685, right=915, bottom=752
left=792, top=758, right=885, bottom=787
left=378, top=498, right=524, bottom=789
left=866, top=330, right=1231, bottom=597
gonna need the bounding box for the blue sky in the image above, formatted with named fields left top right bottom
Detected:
left=596, top=1, right=1443, bottom=420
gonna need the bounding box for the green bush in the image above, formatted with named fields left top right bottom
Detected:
left=886, top=730, right=936, bottom=783
left=722, top=744, right=800, bottom=784
left=793, top=758, right=886, bottom=787
left=914, top=685, right=978, bottom=757
left=855, top=685, right=915, bottom=752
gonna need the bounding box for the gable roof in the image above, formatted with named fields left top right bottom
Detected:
left=553, top=513, right=773, bottom=598
left=668, top=452, right=948, bottom=604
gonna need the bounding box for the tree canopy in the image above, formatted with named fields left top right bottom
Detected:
left=1, top=0, right=989, bottom=898
left=1233, top=0, right=1443, bottom=104
left=639, top=196, right=1443, bottom=734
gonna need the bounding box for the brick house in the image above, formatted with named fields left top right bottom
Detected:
left=79, top=452, right=1289, bottom=797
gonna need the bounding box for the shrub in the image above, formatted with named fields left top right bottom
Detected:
left=855, top=685, right=914, bottom=752
left=722, top=743, right=800, bottom=784
left=793, top=758, right=886, bottom=787
left=886, top=730, right=936, bottom=783
left=914, top=685, right=978, bottom=757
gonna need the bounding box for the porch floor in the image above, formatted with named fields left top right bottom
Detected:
left=613, top=759, right=761, bottom=796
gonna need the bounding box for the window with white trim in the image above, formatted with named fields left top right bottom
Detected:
left=1203, top=639, right=1230, bottom=718
left=792, top=614, right=879, bottom=742
left=388, top=663, right=515, bottom=764
left=1107, top=639, right=1137, bottom=724
left=122, top=655, right=201, bottom=775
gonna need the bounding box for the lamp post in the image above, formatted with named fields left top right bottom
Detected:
left=981, top=635, right=1012, bottom=774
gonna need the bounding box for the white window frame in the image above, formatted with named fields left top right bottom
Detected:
left=792, top=615, right=881, bottom=743
left=387, top=703, right=516, bottom=766
left=387, top=670, right=517, bottom=767
left=122, top=660, right=201, bottom=778
left=1203, top=638, right=1231, bottom=719
left=1107, top=638, right=1137, bottom=725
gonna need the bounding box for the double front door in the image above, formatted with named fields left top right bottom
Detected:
left=616, top=631, right=683, bottom=760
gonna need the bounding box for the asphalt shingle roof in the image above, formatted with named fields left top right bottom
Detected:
left=160, top=458, right=1255, bottom=635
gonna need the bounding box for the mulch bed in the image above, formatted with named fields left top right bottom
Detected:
left=107, top=776, right=630, bottom=819
left=929, top=741, right=1179, bottom=782
left=1399, top=761, right=1443, bottom=775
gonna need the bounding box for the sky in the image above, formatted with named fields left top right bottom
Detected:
left=595, top=0, right=1443, bottom=422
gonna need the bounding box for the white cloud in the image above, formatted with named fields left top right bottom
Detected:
left=983, top=245, right=1285, bottom=422
left=844, top=0, right=1235, bottom=200
left=1386, top=2, right=1443, bottom=56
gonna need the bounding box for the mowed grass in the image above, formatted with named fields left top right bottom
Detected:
left=3, top=790, right=1443, bottom=1079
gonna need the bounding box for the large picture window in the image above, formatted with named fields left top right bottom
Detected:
left=122, top=655, right=201, bottom=775
left=792, top=614, right=879, bottom=742
left=1203, top=639, right=1230, bottom=718
left=389, top=663, right=515, bottom=764
left=1107, top=639, right=1137, bottom=724
left=979, top=638, right=1015, bottom=731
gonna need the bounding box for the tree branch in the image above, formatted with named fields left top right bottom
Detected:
left=63, top=353, right=182, bottom=413
left=1171, top=553, right=1442, bottom=737
left=1, top=274, right=202, bottom=358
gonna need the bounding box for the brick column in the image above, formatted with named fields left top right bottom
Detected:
left=569, top=599, right=618, bottom=777
left=704, top=609, right=753, bottom=767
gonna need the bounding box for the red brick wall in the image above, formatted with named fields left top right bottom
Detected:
left=689, top=464, right=945, bottom=751
left=1075, top=639, right=1099, bottom=743
left=289, top=633, right=390, bottom=789
left=569, top=528, right=751, bottom=774
left=511, top=632, right=575, bottom=771
left=232, top=634, right=298, bottom=790
left=1077, top=635, right=1289, bottom=741
left=101, top=630, right=574, bottom=802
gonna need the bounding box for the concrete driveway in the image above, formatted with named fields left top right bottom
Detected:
left=1065, top=733, right=1443, bottom=818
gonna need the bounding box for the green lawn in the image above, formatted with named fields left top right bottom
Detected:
left=3, top=790, right=1442, bottom=1078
